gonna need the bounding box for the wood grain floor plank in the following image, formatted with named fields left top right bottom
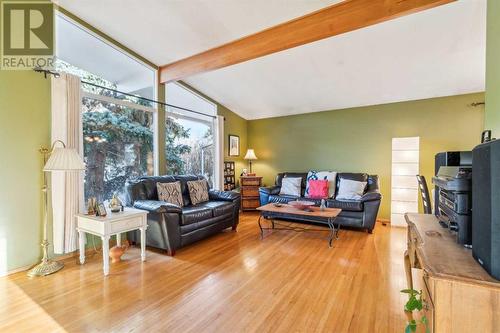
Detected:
left=0, top=213, right=407, bottom=332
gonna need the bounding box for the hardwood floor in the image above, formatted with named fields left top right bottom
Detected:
left=0, top=213, right=408, bottom=332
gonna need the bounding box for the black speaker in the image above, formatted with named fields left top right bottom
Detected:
left=472, top=139, right=500, bottom=279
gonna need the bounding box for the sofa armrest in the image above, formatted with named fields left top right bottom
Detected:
left=259, top=185, right=281, bottom=205
left=208, top=190, right=241, bottom=202
left=133, top=200, right=182, bottom=214
left=360, top=191, right=382, bottom=202
left=259, top=185, right=281, bottom=195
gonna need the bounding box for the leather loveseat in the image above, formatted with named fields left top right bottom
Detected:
left=259, top=172, right=381, bottom=233
left=126, top=175, right=240, bottom=255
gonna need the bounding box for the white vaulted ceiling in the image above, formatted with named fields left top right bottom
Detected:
left=54, top=0, right=486, bottom=119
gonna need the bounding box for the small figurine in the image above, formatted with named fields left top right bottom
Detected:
left=320, top=199, right=326, bottom=211
left=109, top=193, right=123, bottom=213
left=86, top=197, right=97, bottom=215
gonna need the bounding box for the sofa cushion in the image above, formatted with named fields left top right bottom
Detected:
left=307, top=179, right=329, bottom=199
left=187, top=179, right=209, bottom=205
left=327, top=199, right=364, bottom=212
left=336, top=173, right=368, bottom=192
left=305, top=171, right=337, bottom=198
left=138, top=175, right=176, bottom=200
left=336, top=179, right=367, bottom=200
left=181, top=205, right=213, bottom=225
left=279, top=177, right=302, bottom=196
left=203, top=201, right=234, bottom=217
left=157, top=181, right=183, bottom=207
left=174, top=175, right=205, bottom=206
left=276, top=173, right=308, bottom=195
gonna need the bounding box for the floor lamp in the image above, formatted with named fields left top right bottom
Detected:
left=28, top=140, right=85, bottom=277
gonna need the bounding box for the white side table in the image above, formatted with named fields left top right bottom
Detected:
left=76, top=207, right=148, bottom=276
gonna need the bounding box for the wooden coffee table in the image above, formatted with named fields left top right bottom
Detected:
left=256, top=203, right=342, bottom=247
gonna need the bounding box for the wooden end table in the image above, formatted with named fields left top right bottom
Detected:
left=76, top=207, right=148, bottom=276
left=256, top=203, right=342, bottom=247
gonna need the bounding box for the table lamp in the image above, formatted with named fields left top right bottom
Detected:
left=244, top=149, right=258, bottom=174
left=28, top=140, right=85, bottom=277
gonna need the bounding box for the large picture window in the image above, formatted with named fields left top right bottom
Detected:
left=166, top=113, right=214, bottom=186
left=56, top=13, right=157, bottom=201
left=165, top=83, right=217, bottom=186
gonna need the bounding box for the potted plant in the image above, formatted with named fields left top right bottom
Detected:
left=401, top=289, right=429, bottom=333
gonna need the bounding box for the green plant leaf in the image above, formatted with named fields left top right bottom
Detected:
left=405, top=297, right=421, bottom=311
left=409, top=320, right=417, bottom=332
left=401, top=289, right=415, bottom=294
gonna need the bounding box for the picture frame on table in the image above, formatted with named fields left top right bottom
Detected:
left=229, top=135, right=240, bottom=156
left=96, top=203, right=107, bottom=217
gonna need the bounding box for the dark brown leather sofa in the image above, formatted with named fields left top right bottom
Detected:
left=126, top=175, right=240, bottom=255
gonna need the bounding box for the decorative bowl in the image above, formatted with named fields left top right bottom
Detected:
left=289, top=200, right=315, bottom=210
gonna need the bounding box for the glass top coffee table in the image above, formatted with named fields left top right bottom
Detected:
left=256, top=203, right=342, bottom=247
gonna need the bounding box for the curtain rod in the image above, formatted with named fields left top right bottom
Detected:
left=34, top=67, right=217, bottom=119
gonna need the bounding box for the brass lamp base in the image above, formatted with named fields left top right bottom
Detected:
left=27, top=259, right=64, bottom=277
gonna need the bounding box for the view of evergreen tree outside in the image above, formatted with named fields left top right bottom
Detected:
left=56, top=60, right=155, bottom=201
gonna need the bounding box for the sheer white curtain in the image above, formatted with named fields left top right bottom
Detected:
left=51, top=73, right=84, bottom=254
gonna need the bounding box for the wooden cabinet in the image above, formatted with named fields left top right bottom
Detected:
left=405, top=213, right=500, bottom=333
left=240, top=176, right=262, bottom=211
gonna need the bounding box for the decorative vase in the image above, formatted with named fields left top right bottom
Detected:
left=109, top=240, right=129, bottom=263
left=320, top=199, right=326, bottom=211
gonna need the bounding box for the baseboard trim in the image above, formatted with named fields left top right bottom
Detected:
left=377, top=218, right=390, bottom=225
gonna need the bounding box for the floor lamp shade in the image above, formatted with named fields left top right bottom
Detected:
left=43, top=147, right=85, bottom=171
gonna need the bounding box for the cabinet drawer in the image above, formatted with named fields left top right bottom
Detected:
left=242, top=199, right=260, bottom=209
left=110, top=217, right=141, bottom=233
left=241, top=178, right=261, bottom=186
left=241, top=186, right=259, bottom=197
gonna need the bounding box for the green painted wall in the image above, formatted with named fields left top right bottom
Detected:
left=248, top=93, right=484, bottom=220
left=485, top=0, right=500, bottom=135
left=218, top=104, right=248, bottom=184
left=0, top=71, right=51, bottom=273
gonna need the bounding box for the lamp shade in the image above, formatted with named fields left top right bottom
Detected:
left=244, top=149, right=258, bottom=160
left=43, top=147, right=86, bottom=171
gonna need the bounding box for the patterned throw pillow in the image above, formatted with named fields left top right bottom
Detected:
left=305, top=171, right=337, bottom=198
left=157, top=181, right=183, bottom=207
left=187, top=179, right=209, bottom=205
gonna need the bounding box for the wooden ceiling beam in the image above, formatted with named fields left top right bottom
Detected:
left=160, top=0, right=455, bottom=83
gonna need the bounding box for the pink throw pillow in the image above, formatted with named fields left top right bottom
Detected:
left=308, top=180, right=329, bottom=199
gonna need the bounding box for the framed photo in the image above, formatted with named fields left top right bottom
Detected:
left=97, top=203, right=107, bottom=217
left=229, top=135, right=240, bottom=156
